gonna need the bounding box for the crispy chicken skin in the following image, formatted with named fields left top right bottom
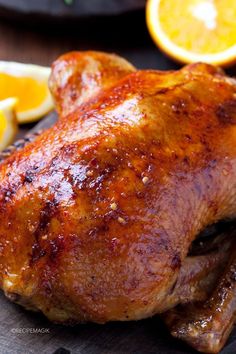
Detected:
left=0, top=52, right=235, bottom=353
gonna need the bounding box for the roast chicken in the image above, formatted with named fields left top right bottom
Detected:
left=0, top=51, right=235, bottom=353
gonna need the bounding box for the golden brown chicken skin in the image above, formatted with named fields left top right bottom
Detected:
left=0, top=52, right=235, bottom=353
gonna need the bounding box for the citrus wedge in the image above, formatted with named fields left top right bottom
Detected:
left=0, top=62, right=53, bottom=124
left=0, top=98, right=18, bottom=151
left=146, top=0, right=236, bottom=66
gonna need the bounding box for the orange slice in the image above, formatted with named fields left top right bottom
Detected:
left=0, top=62, right=54, bottom=124
left=146, top=0, right=236, bottom=66
left=0, top=98, right=18, bottom=151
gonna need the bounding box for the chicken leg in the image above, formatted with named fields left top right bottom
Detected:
left=164, top=231, right=236, bottom=353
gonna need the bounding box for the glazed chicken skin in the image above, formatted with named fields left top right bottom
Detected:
left=0, top=52, right=235, bottom=353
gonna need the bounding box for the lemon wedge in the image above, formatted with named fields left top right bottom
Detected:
left=0, top=98, right=18, bottom=151
left=0, top=61, right=54, bottom=124
left=146, top=0, right=236, bottom=66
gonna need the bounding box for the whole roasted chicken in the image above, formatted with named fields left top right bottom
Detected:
left=0, top=52, right=235, bottom=353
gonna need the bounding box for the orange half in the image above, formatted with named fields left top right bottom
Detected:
left=146, top=0, right=236, bottom=66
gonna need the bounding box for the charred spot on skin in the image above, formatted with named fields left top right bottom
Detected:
left=89, top=164, right=115, bottom=190
left=88, top=227, right=99, bottom=238
left=209, top=159, right=217, bottom=168
left=30, top=199, right=59, bottom=264
left=49, top=235, right=65, bottom=262
left=37, top=200, right=58, bottom=237
left=90, top=157, right=98, bottom=167
left=171, top=99, right=188, bottom=115
left=157, top=88, right=169, bottom=95
left=42, top=279, right=53, bottom=296
left=109, top=237, right=119, bottom=252
left=171, top=151, right=179, bottom=160
left=48, top=155, right=60, bottom=170
left=185, top=134, right=192, bottom=141
left=208, top=200, right=218, bottom=216
left=4, top=190, right=13, bottom=202
left=24, top=171, right=34, bottom=183
left=136, top=191, right=145, bottom=199
left=70, top=86, right=78, bottom=101
left=89, top=224, right=109, bottom=239
left=171, top=253, right=181, bottom=270
left=216, top=99, right=236, bottom=124
left=183, top=156, right=190, bottom=166
left=30, top=243, right=46, bottom=265
left=69, top=167, right=87, bottom=190
left=2, top=187, right=16, bottom=203
left=22, top=165, right=40, bottom=184
left=129, top=277, right=140, bottom=290
left=59, top=143, right=79, bottom=158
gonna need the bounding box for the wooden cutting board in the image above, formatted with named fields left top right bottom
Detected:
left=0, top=112, right=235, bottom=354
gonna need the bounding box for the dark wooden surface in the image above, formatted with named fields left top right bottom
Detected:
left=0, top=0, right=145, bottom=19
left=0, top=9, right=178, bottom=68
left=0, top=8, right=235, bottom=354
